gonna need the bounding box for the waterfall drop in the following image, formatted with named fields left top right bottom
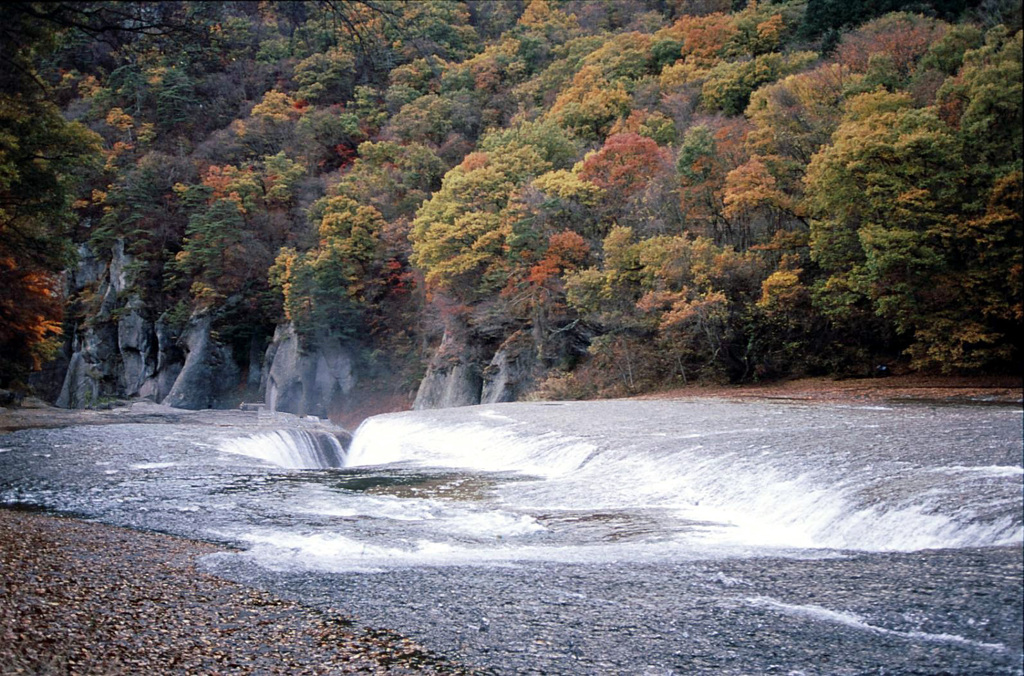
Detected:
left=343, top=404, right=1024, bottom=553
left=218, top=429, right=348, bottom=469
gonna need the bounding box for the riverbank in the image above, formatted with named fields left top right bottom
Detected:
left=0, top=508, right=478, bottom=675
left=638, top=373, right=1022, bottom=405
left=0, top=400, right=350, bottom=436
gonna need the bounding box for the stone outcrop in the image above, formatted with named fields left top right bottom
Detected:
left=414, top=362, right=483, bottom=410
left=162, top=315, right=241, bottom=410
left=48, top=243, right=571, bottom=414
left=262, top=325, right=356, bottom=418
left=413, top=325, right=483, bottom=410
left=412, top=315, right=592, bottom=410
left=56, top=242, right=128, bottom=408
left=56, top=352, right=99, bottom=409
left=117, top=298, right=155, bottom=397
left=137, top=318, right=183, bottom=402
left=49, top=244, right=371, bottom=414
left=55, top=241, right=189, bottom=408
left=481, top=331, right=539, bottom=404
left=52, top=240, right=247, bottom=409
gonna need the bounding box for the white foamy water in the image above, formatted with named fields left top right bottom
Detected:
left=129, top=462, right=177, bottom=470
left=218, top=429, right=347, bottom=469
left=32, top=402, right=1012, bottom=575
left=335, top=405, right=1024, bottom=560
left=746, top=596, right=1008, bottom=652
left=1, top=403, right=1018, bottom=674
left=929, top=465, right=1024, bottom=477
left=211, top=525, right=727, bottom=574
left=346, top=417, right=597, bottom=478
left=285, top=487, right=545, bottom=537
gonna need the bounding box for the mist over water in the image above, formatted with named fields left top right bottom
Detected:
left=1, top=399, right=1021, bottom=674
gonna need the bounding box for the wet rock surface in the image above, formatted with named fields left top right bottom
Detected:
left=163, top=315, right=242, bottom=410
left=414, top=323, right=484, bottom=410
left=414, top=362, right=483, bottom=410
left=481, top=331, right=539, bottom=405
left=56, top=240, right=142, bottom=409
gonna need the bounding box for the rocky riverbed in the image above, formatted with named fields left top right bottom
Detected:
left=0, top=508, right=479, bottom=675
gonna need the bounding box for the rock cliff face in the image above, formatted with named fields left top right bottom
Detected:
left=480, top=331, right=539, bottom=404
left=54, top=242, right=231, bottom=409
left=413, top=325, right=484, bottom=410
left=162, top=315, right=242, bottom=409
left=413, top=333, right=543, bottom=409
left=49, top=246, right=559, bottom=413
left=50, top=248, right=362, bottom=412
left=117, top=301, right=153, bottom=396
left=412, top=316, right=590, bottom=410
left=142, top=319, right=184, bottom=403
left=262, top=325, right=356, bottom=418
left=414, top=362, right=483, bottom=410
left=58, top=241, right=137, bottom=408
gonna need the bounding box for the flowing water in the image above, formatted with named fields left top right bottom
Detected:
left=1, top=399, right=1021, bottom=674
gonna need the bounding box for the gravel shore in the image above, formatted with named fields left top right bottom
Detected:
left=0, top=508, right=478, bottom=675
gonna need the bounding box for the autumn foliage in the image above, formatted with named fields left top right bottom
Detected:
left=1, top=0, right=1020, bottom=397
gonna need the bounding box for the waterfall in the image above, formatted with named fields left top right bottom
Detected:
left=345, top=407, right=1024, bottom=553
left=218, top=429, right=347, bottom=469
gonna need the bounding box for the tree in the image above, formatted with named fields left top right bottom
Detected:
left=269, top=194, right=385, bottom=340
left=410, top=144, right=551, bottom=301
left=0, top=3, right=104, bottom=385
left=722, top=154, right=793, bottom=247
left=801, top=0, right=974, bottom=38
left=565, top=226, right=767, bottom=389
left=261, top=152, right=306, bottom=205
left=805, top=87, right=1020, bottom=370
left=677, top=119, right=751, bottom=247
left=295, top=105, right=366, bottom=171
left=700, top=51, right=818, bottom=115
left=578, top=133, right=671, bottom=206
left=547, top=64, right=633, bottom=140
left=383, top=93, right=453, bottom=145
left=238, top=89, right=303, bottom=156
left=477, top=119, right=581, bottom=170
left=669, top=12, right=739, bottom=66
left=526, top=169, right=606, bottom=241
left=171, top=189, right=256, bottom=310
left=292, top=46, right=357, bottom=104
left=836, top=13, right=947, bottom=88
left=745, top=63, right=848, bottom=190
left=937, top=27, right=1022, bottom=186
left=90, top=151, right=194, bottom=305
left=335, top=141, right=446, bottom=221
left=385, top=0, right=481, bottom=63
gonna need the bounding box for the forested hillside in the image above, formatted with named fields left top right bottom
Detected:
left=1, top=0, right=1021, bottom=414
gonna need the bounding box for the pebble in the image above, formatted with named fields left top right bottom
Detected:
left=0, top=508, right=481, bottom=675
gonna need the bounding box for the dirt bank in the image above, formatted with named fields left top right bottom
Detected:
left=637, top=374, right=1022, bottom=405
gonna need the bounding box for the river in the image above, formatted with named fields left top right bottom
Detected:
left=1, top=399, right=1021, bottom=674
